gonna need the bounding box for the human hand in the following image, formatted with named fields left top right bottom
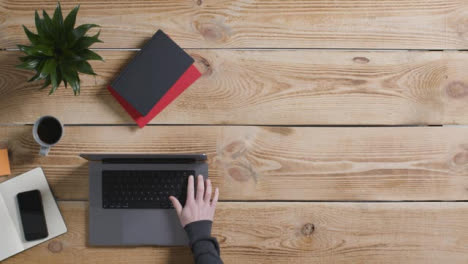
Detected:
left=169, top=175, right=219, bottom=228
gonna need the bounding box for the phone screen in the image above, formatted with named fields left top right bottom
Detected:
left=17, top=190, right=48, bottom=241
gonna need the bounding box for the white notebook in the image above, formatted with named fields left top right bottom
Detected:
left=0, top=167, right=67, bottom=261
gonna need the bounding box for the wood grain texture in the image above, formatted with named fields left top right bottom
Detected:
left=2, top=50, right=468, bottom=125
left=3, top=202, right=468, bottom=264
left=2, top=0, right=468, bottom=49
left=1, top=125, right=468, bottom=201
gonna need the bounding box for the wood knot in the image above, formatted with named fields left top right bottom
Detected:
left=191, top=54, right=213, bottom=76
left=194, top=20, right=230, bottom=43
left=264, top=127, right=293, bottom=136
left=216, top=234, right=227, bottom=243
left=454, top=152, right=468, bottom=165
left=227, top=166, right=252, bottom=182
left=196, top=0, right=202, bottom=6
left=48, top=241, right=63, bottom=253
left=217, top=139, right=258, bottom=182
left=302, top=223, right=315, bottom=236
left=223, top=140, right=246, bottom=158
left=446, top=81, right=468, bottom=99
left=353, top=57, right=370, bottom=64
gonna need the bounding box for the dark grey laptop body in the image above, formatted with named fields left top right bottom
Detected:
left=80, top=154, right=208, bottom=246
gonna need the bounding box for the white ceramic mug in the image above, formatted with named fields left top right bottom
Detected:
left=32, top=116, right=64, bottom=156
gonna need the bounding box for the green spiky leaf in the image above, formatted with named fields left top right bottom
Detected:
left=28, top=61, right=47, bottom=82
left=19, top=56, right=30, bottom=62
left=40, top=77, right=52, bottom=90
left=22, top=26, right=41, bottom=45
left=49, top=69, right=59, bottom=94
left=16, top=57, right=40, bottom=70
left=60, top=64, right=80, bottom=95
left=52, top=3, right=63, bottom=27
left=42, top=58, right=57, bottom=75
left=73, top=31, right=102, bottom=50
left=17, top=44, right=53, bottom=56
left=77, top=49, right=103, bottom=61
left=70, top=24, right=99, bottom=45
left=17, top=2, right=102, bottom=95
left=76, top=61, right=96, bottom=75
left=64, top=5, right=79, bottom=32
left=29, top=72, right=43, bottom=82
left=42, top=10, right=54, bottom=37
left=34, top=11, right=46, bottom=38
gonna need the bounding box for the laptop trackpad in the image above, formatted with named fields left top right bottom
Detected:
left=121, top=210, right=188, bottom=245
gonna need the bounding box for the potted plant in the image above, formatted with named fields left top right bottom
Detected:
left=16, top=2, right=103, bottom=95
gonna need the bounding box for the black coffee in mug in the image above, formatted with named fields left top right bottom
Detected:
left=37, top=117, right=63, bottom=144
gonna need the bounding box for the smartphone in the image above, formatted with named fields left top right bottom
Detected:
left=17, top=190, right=49, bottom=241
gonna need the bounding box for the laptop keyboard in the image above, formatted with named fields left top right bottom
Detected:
left=102, top=170, right=194, bottom=209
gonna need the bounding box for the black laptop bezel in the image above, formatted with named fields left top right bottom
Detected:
left=79, top=153, right=207, bottom=164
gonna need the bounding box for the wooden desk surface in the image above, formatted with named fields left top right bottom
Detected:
left=1, top=1, right=468, bottom=263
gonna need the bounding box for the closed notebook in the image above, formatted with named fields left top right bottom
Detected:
left=109, top=30, right=195, bottom=116
left=108, top=65, right=201, bottom=128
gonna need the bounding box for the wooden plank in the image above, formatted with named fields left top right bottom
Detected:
left=2, top=50, right=468, bottom=125
left=4, top=202, right=468, bottom=264
left=1, top=0, right=468, bottom=49
left=1, top=125, right=468, bottom=201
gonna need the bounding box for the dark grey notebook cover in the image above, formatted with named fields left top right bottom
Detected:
left=110, top=30, right=194, bottom=116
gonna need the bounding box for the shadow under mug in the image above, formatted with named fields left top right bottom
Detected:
left=32, top=115, right=64, bottom=156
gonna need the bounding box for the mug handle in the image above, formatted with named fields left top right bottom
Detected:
left=39, top=145, right=50, bottom=156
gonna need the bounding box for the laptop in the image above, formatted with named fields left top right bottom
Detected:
left=80, top=153, right=208, bottom=246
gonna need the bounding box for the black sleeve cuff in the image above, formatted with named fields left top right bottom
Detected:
left=184, top=220, right=223, bottom=263
left=184, top=220, right=213, bottom=246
